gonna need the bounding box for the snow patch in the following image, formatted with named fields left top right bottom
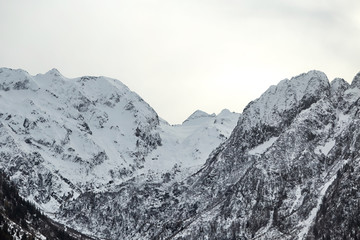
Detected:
left=315, top=140, right=335, bottom=155
left=143, top=109, right=240, bottom=174
left=297, top=159, right=348, bottom=239
left=248, top=137, right=278, bottom=156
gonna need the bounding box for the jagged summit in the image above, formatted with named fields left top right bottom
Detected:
left=330, top=78, right=349, bottom=98
left=226, top=70, right=331, bottom=152
left=45, top=68, right=62, bottom=77
left=228, top=69, right=333, bottom=157
left=183, top=109, right=235, bottom=124
left=183, top=110, right=216, bottom=123
left=331, top=77, right=348, bottom=89
left=351, top=71, right=360, bottom=88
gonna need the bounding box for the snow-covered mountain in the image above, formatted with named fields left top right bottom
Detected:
left=0, top=67, right=160, bottom=212
left=2, top=67, right=360, bottom=239
left=0, top=67, right=238, bottom=212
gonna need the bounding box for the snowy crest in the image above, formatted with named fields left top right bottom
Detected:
left=241, top=70, right=329, bottom=128
left=183, top=110, right=216, bottom=124
left=225, top=70, right=330, bottom=151
left=350, top=71, right=360, bottom=89
left=0, top=67, right=39, bottom=91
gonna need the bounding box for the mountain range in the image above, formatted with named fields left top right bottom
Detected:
left=1, top=67, right=360, bottom=239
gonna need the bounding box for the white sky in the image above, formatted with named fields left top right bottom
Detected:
left=1, top=0, right=360, bottom=124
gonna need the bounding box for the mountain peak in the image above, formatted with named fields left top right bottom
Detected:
left=288, top=70, right=328, bottom=93
left=242, top=70, right=330, bottom=126
left=351, top=72, right=360, bottom=89
left=183, top=110, right=215, bottom=123
left=225, top=70, right=331, bottom=152
left=330, top=77, right=349, bottom=95
left=45, top=68, right=62, bottom=77
left=306, top=69, right=328, bottom=78
left=218, top=108, right=231, bottom=116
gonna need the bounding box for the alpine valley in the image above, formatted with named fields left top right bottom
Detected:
left=1, top=67, right=360, bottom=239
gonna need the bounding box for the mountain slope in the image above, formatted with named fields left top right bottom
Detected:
left=0, top=170, right=93, bottom=240
left=0, top=67, right=238, bottom=218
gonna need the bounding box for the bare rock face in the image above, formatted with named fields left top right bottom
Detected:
left=1, top=68, right=360, bottom=240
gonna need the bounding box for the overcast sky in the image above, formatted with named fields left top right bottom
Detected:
left=1, top=0, right=360, bottom=124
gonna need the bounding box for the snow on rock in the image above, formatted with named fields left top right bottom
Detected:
left=248, top=136, right=278, bottom=155
left=343, top=87, right=360, bottom=103
left=240, top=70, right=329, bottom=129
left=0, top=67, right=39, bottom=91
left=224, top=70, right=331, bottom=159
left=330, top=77, right=349, bottom=94
left=297, top=174, right=338, bottom=240
left=182, top=110, right=216, bottom=123
left=314, top=139, right=335, bottom=155
left=350, top=71, right=360, bottom=89
left=143, top=109, right=240, bottom=175
left=298, top=158, right=349, bottom=240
